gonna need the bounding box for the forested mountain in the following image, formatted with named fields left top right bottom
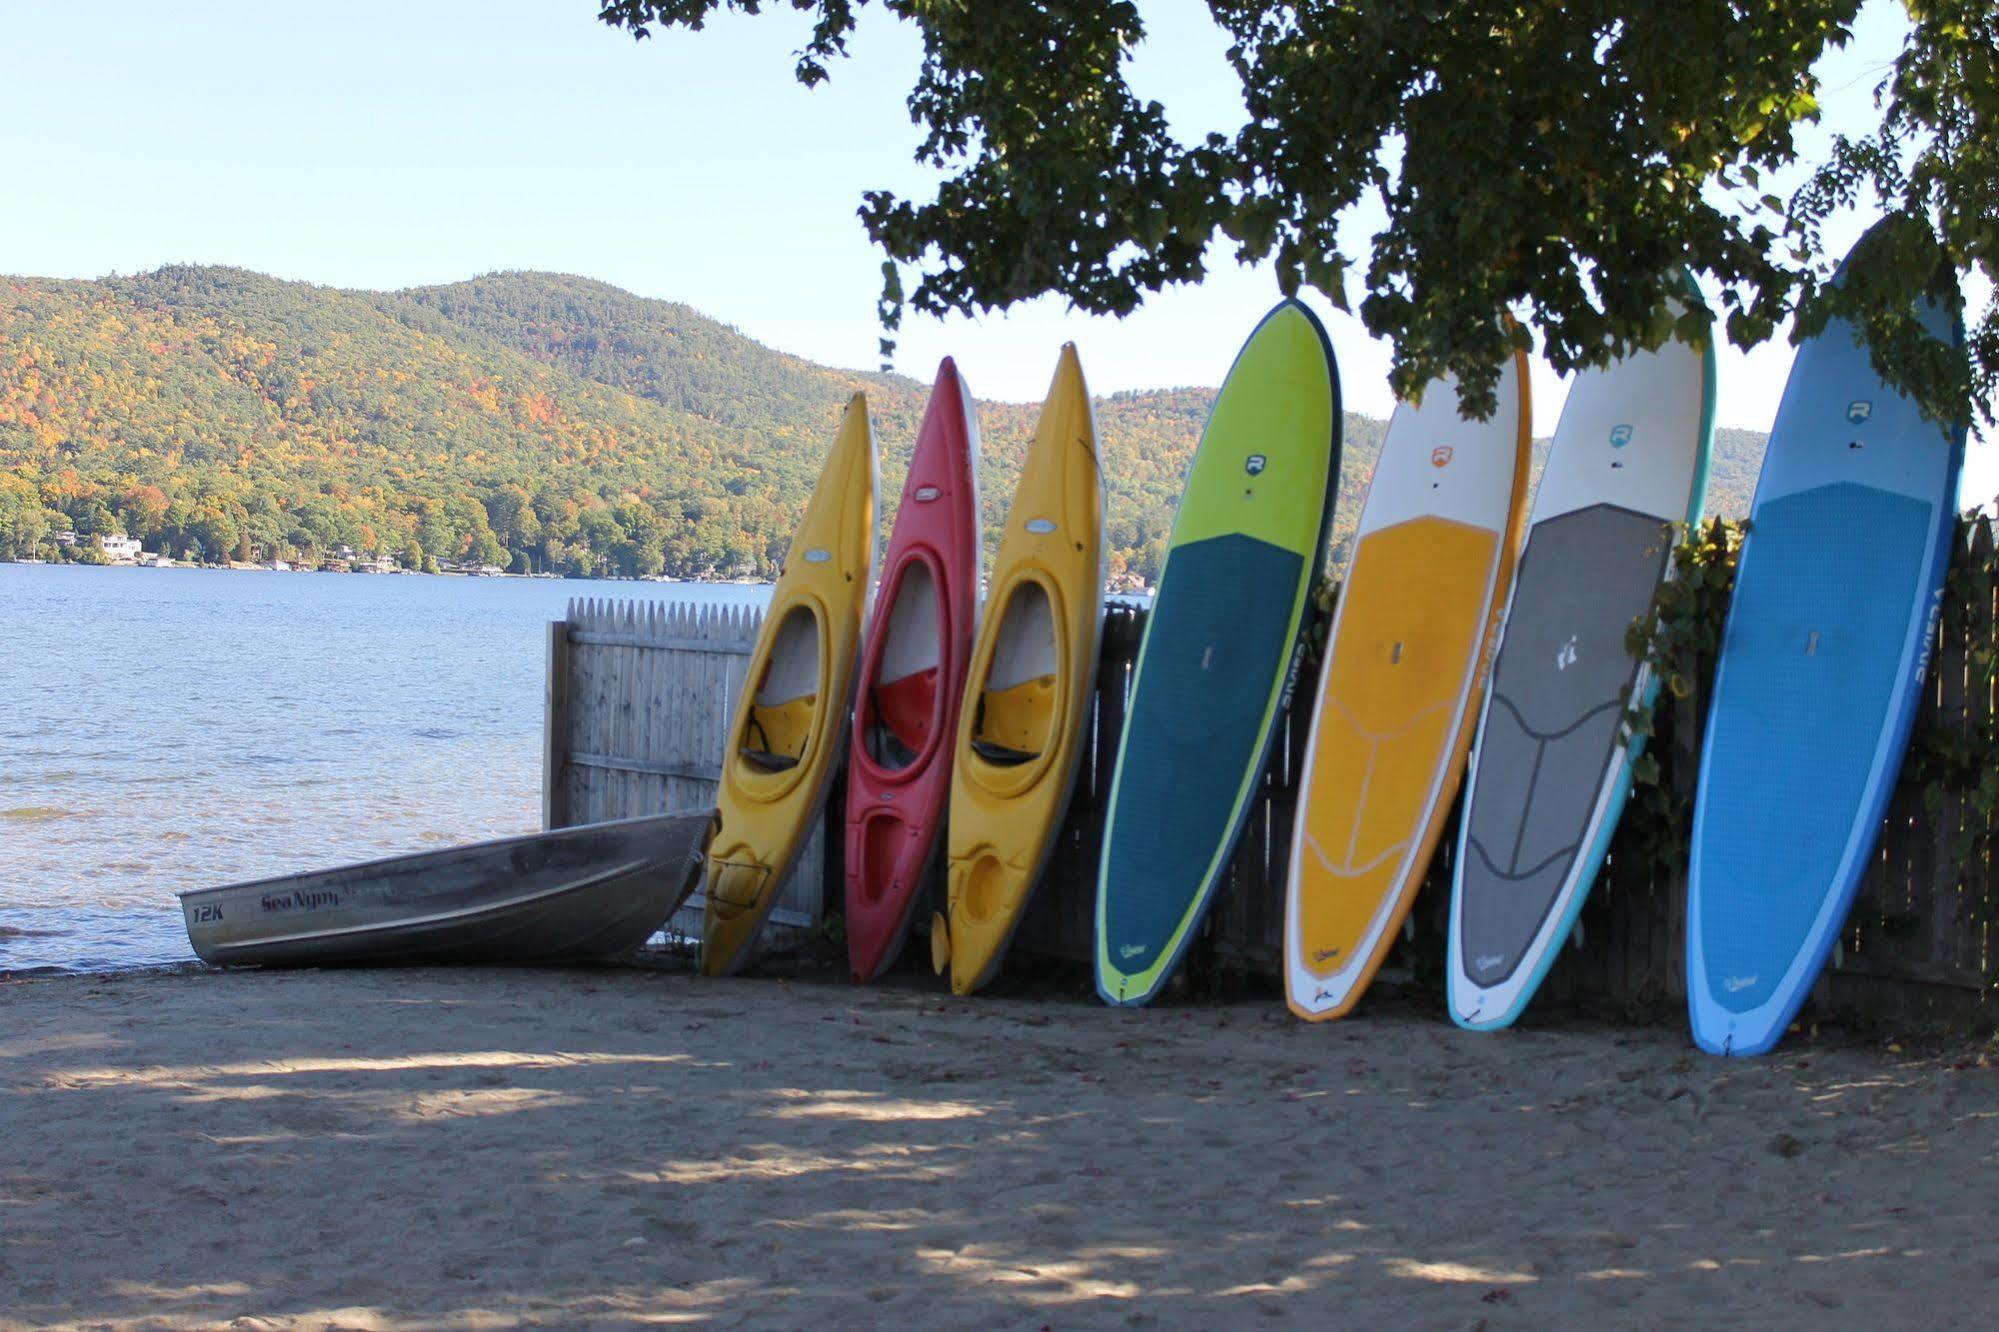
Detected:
left=0, top=265, right=1760, bottom=579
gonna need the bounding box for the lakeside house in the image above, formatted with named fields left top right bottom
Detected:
left=1106, top=568, right=1153, bottom=596
left=28, top=530, right=152, bottom=564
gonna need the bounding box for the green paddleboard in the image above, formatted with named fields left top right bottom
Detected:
left=1095, top=300, right=1341, bottom=1006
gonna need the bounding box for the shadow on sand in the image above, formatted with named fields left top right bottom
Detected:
left=2, top=963, right=1993, bottom=1326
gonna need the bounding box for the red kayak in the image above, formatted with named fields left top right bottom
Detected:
left=844, top=359, right=982, bottom=981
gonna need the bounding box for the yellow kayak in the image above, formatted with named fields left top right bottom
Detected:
left=702, top=393, right=878, bottom=976
left=1285, top=351, right=1531, bottom=1019
left=936, top=345, right=1104, bottom=994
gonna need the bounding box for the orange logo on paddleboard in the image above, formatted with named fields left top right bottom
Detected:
left=1430, top=446, right=1454, bottom=468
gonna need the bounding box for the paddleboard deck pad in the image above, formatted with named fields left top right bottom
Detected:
left=1096, top=300, right=1340, bottom=1006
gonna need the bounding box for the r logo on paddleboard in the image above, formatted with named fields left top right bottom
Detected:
left=1474, top=953, right=1506, bottom=974
left=1609, top=424, right=1634, bottom=448
left=1555, top=635, right=1579, bottom=671
left=1722, top=974, right=1759, bottom=994
left=1847, top=400, right=1873, bottom=425
left=1244, top=453, right=1267, bottom=476
left=1430, top=446, right=1454, bottom=469
left=1118, top=943, right=1148, bottom=961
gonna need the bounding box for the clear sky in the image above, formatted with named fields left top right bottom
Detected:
left=1, top=1, right=1988, bottom=499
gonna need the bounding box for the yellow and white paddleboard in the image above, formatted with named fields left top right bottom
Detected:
left=1285, top=351, right=1530, bottom=1019
left=702, top=393, right=877, bottom=976
left=935, top=345, right=1104, bottom=994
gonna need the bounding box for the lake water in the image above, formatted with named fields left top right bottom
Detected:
left=0, top=565, right=769, bottom=974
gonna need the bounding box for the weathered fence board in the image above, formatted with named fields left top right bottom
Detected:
left=549, top=513, right=1995, bottom=1027
left=995, top=604, right=1145, bottom=963
left=543, top=597, right=829, bottom=940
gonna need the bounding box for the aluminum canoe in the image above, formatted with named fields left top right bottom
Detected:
left=179, top=809, right=713, bottom=968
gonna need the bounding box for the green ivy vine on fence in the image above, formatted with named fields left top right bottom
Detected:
left=1617, top=517, right=1746, bottom=877
left=1906, top=515, right=1999, bottom=898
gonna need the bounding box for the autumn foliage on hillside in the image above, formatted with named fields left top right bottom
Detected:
left=0, top=267, right=1762, bottom=577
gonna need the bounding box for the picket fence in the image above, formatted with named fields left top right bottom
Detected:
left=544, top=518, right=1997, bottom=1028
left=543, top=598, right=826, bottom=942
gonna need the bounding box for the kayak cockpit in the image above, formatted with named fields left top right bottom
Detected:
left=739, top=606, right=819, bottom=774
left=970, top=580, right=1058, bottom=767
left=859, top=558, right=945, bottom=772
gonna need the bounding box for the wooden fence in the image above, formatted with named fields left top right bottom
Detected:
left=543, top=598, right=827, bottom=942
left=547, top=516, right=1997, bottom=1029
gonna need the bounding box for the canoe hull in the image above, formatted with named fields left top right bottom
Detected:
left=180, top=810, right=714, bottom=968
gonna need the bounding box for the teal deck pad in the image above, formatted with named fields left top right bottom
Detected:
left=1098, top=533, right=1304, bottom=981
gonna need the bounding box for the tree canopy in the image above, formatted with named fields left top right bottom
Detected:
left=600, top=1, right=1992, bottom=431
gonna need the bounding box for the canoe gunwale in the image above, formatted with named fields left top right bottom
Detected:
left=176, top=809, right=712, bottom=904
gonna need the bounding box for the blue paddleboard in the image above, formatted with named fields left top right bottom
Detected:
left=1687, top=226, right=1967, bottom=1056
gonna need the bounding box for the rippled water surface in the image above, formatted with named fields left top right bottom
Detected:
left=0, top=566, right=766, bottom=973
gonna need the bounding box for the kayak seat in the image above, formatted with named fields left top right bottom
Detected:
left=867, top=728, right=918, bottom=770
left=867, top=667, right=938, bottom=769
left=970, top=739, right=1040, bottom=766
left=876, top=667, right=938, bottom=750
left=740, top=693, right=816, bottom=773
left=971, top=674, right=1055, bottom=766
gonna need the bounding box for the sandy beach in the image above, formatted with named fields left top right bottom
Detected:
left=3, top=961, right=1995, bottom=1329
